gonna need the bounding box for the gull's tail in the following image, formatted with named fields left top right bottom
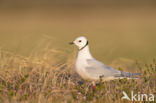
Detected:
left=121, top=71, right=141, bottom=78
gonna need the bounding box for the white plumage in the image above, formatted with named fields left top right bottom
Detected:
left=70, top=36, right=140, bottom=81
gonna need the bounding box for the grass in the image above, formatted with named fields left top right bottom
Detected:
left=0, top=49, right=155, bottom=103
left=0, top=3, right=156, bottom=103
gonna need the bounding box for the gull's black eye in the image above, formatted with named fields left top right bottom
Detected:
left=79, top=40, right=82, bottom=42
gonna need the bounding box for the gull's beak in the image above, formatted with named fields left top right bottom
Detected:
left=69, top=42, right=74, bottom=45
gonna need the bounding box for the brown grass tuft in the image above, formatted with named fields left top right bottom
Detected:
left=0, top=50, right=155, bottom=103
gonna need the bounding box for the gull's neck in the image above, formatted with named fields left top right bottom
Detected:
left=78, top=45, right=93, bottom=59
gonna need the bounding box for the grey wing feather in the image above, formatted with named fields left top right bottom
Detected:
left=86, top=59, right=121, bottom=78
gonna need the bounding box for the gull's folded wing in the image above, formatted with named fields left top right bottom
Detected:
left=86, top=59, right=121, bottom=79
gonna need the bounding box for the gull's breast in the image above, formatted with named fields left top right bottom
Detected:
left=75, top=60, right=91, bottom=80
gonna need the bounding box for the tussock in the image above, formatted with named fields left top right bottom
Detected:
left=0, top=50, right=155, bottom=103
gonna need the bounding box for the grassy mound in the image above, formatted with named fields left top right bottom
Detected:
left=0, top=50, right=155, bottom=103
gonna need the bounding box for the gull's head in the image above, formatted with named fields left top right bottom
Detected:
left=70, top=36, right=88, bottom=50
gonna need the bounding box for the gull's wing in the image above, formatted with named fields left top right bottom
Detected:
left=85, top=59, right=122, bottom=79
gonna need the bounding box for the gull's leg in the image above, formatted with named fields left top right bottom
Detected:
left=91, top=81, right=96, bottom=91
left=88, top=81, right=96, bottom=92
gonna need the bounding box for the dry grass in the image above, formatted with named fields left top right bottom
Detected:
left=0, top=2, right=156, bottom=103
left=0, top=49, right=155, bottom=103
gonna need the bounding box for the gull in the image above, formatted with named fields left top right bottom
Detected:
left=70, top=36, right=140, bottom=81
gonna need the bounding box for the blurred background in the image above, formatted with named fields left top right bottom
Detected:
left=0, top=0, right=156, bottom=70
